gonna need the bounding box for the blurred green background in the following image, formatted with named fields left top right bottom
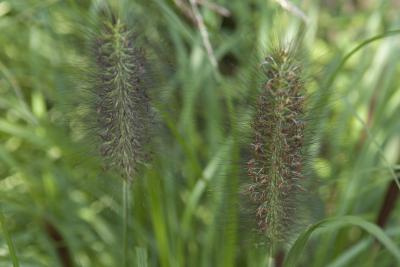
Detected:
left=1, top=0, right=400, bottom=266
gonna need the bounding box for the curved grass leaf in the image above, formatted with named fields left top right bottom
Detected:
left=285, top=216, right=400, bottom=267
left=326, top=29, right=400, bottom=89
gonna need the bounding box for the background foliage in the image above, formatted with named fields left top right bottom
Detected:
left=0, top=0, right=400, bottom=266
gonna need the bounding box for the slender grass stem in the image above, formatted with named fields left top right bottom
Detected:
left=268, top=256, right=273, bottom=267
left=0, top=211, right=19, bottom=267
left=268, top=255, right=274, bottom=267
left=122, top=179, right=132, bottom=267
left=268, top=244, right=276, bottom=267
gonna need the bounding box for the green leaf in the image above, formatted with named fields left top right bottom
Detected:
left=135, top=247, right=148, bottom=267
left=285, top=216, right=400, bottom=267
left=0, top=211, right=20, bottom=267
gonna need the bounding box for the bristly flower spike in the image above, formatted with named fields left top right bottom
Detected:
left=92, top=14, right=152, bottom=182
left=247, top=40, right=308, bottom=250
left=82, top=9, right=155, bottom=267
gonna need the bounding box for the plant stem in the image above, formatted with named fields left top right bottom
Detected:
left=122, top=179, right=132, bottom=267
left=268, top=256, right=274, bottom=267
left=43, top=219, right=74, bottom=267
left=268, top=245, right=274, bottom=267
left=376, top=178, right=399, bottom=228
left=274, top=250, right=284, bottom=267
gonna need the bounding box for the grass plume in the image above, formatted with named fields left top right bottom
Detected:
left=78, top=8, right=155, bottom=266
left=246, top=40, right=309, bottom=250
left=90, top=11, right=153, bottom=182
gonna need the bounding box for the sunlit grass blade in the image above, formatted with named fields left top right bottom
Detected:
left=285, top=216, right=400, bottom=267
left=325, top=29, right=400, bottom=89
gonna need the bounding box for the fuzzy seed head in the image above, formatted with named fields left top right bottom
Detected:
left=247, top=44, right=306, bottom=245
left=92, top=19, right=152, bottom=181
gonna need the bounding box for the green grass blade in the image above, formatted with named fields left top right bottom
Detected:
left=0, top=211, right=20, bottom=267
left=147, top=170, right=171, bottom=267
left=285, top=216, right=400, bottom=267
left=326, top=29, right=400, bottom=90
left=135, top=247, right=148, bottom=267
left=326, top=239, right=371, bottom=267
left=315, top=29, right=400, bottom=118
left=181, top=138, right=233, bottom=232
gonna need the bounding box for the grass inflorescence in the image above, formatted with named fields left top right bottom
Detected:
left=87, top=10, right=153, bottom=182
left=246, top=40, right=309, bottom=249
left=75, top=7, right=155, bottom=266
